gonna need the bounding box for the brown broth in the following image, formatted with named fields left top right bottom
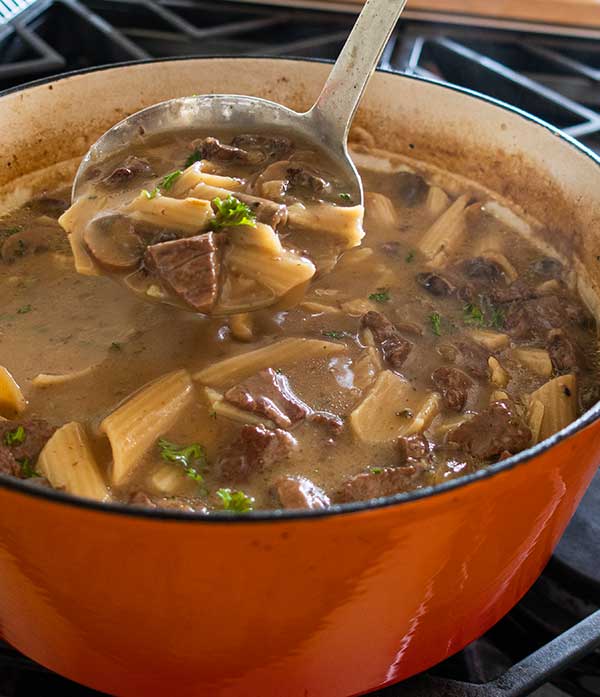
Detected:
left=0, top=141, right=596, bottom=513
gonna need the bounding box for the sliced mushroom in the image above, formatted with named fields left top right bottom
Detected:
left=83, top=215, right=144, bottom=272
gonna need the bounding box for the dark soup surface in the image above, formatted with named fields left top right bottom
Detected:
left=0, top=130, right=596, bottom=513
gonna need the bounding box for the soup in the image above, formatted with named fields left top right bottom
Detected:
left=0, top=130, right=596, bottom=513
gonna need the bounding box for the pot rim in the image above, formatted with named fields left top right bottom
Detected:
left=1, top=55, right=599, bottom=523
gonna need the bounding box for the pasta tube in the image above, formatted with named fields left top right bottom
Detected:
left=129, top=193, right=213, bottom=233
left=529, top=374, right=577, bottom=442
left=350, top=370, right=441, bottom=444
left=38, top=422, right=110, bottom=502
left=0, top=366, right=27, bottom=417
left=194, top=338, right=345, bottom=388
left=101, top=369, right=195, bottom=486
left=418, top=193, right=469, bottom=266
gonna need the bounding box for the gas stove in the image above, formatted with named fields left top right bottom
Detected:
left=0, top=2, right=599, bottom=695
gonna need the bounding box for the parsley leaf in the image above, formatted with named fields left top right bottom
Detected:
left=321, top=330, right=346, bottom=339
left=159, top=170, right=182, bottom=191
left=158, top=438, right=207, bottom=484
left=463, top=300, right=505, bottom=329
left=141, top=188, right=159, bottom=200
left=490, top=306, right=505, bottom=329
left=0, top=226, right=23, bottom=238
left=216, top=488, right=254, bottom=513
left=210, top=195, right=257, bottom=231
left=17, top=304, right=32, bottom=314
left=184, top=149, right=202, bottom=168
left=463, top=303, right=485, bottom=327
left=4, top=425, right=25, bottom=446
left=369, top=288, right=391, bottom=303
left=405, top=250, right=415, bottom=263
left=371, top=467, right=383, bottom=474
left=18, top=457, right=38, bottom=479
left=429, top=312, right=442, bottom=336
left=110, top=341, right=122, bottom=351
left=339, top=192, right=352, bottom=201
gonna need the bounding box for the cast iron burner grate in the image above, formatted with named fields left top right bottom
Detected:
left=0, top=2, right=599, bottom=695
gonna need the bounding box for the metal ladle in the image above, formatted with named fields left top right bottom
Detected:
left=73, top=0, right=407, bottom=203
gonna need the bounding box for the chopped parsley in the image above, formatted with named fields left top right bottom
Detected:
left=339, top=192, right=352, bottom=201
left=321, top=330, right=346, bottom=339
left=159, top=170, right=182, bottom=191
left=405, top=250, right=415, bottom=263
left=463, top=301, right=505, bottom=329
left=110, top=341, right=122, bottom=351
left=0, top=226, right=23, bottom=237
left=18, top=457, right=38, bottom=479
left=17, top=304, right=32, bottom=314
left=369, top=288, right=391, bottom=304
left=141, top=187, right=159, bottom=200
left=490, top=306, right=505, bottom=329
left=429, top=312, right=442, bottom=336
left=14, top=239, right=27, bottom=257
left=371, top=467, right=383, bottom=474
left=4, top=425, right=25, bottom=446
left=184, top=149, right=202, bottom=168
left=463, top=303, right=485, bottom=327
left=216, top=488, right=254, bottom=513
left=158, top=438, right=207, bottom=484
left=210, top=195, right=257, bottom=231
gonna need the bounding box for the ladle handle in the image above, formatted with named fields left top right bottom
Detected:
left=306, top=0, right=407, bottom=146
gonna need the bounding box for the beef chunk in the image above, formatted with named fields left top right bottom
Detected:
left=286, top=166, right=329, bottom=194
left=504, top=295, right=565, bottom=339
left=395, top=172, right=428, bottom=207
left=0, top=449, right=19, bottom=477
left=307, top=411, right=344, bottom=436
left=417, top=271, right=455, bottom=297
left=231, top=134, right=293, bottom=159
left=453, top=339, right=490, bottom=379
left=275, top=476, right=330, bottom=509
left=103, top=156, right=152, bottom=186
left=490, top=279, right=536, bottom=304
left=530, top=257, right=563, bottom=279
left=361, top=311, right=413, bottom=371
left=448, top=401, right=531, bottom=460
left=461, top=257, right=504, bottom=283
left=432, top=366, right=472, bottom=411
left=144, top=232, right=221, bottom=312
left=224, top=368, right=309, bottom=429
left=397, top=434, right=430, bottom=465
left=218, top=424, right=297, bottom=482
left=0, top=419, right=56, bottom=478
left=547, top=329, right=582, bottom=372
left=336, top=465, right=420, bottom=503
left=193, top=137, right=263, bottom=165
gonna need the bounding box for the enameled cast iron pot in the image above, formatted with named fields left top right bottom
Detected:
left=0, top=58, right=599, bottom=697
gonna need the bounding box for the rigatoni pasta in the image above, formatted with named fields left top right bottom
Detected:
left=38, top=422, right=110, bottom=501
left=101, top=369, right=195, bottom=486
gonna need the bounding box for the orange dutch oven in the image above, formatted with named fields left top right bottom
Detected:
left=0, top=58, right=599, bottom=697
